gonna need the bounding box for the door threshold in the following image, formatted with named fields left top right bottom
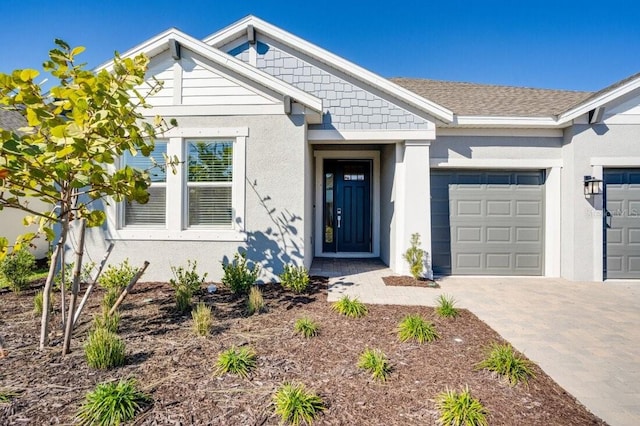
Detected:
left=318, top=252, right=378, bottom=258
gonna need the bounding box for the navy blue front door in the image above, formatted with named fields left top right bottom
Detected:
left=323, top=160, right=371, bottom=253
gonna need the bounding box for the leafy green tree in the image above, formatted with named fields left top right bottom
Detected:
left=0, top=39, right=175, bottom=350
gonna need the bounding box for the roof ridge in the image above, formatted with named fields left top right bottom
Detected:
left=389, top=77, right=594, bottom=94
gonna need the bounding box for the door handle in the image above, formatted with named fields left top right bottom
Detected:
left=336, top=207, right=342, bottom=229
left=605, top=210, right=612, bottom=228
left=337, top=215, right=341, bottom=228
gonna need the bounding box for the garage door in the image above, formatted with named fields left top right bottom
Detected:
left=604, top=169, right=640, bottom=279
left=431, top=170, right=545, bottom=276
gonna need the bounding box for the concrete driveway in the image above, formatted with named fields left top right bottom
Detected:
left=311, top=258, right=640, bottom=426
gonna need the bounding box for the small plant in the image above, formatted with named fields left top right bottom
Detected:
left=84, top=328, right=126, bottom=369
left=0, top=389, right=19, bottom=403
left=54, top=261, right=96, bottom=291
left=435, top=294, right=459, bottom=318
left=397, top=314, right=439, bottom=343
left=279, top=264, right=310, bottom=294
left=101, top=288, right=120, bottom=312
left=169, top=260, right=207, bottom=313
left=98, top=259, right=136, bottom=290
left=358, top=348, right=392, bottom=382
left=403, top=233, right=425, bottom=279
left=215, top=346, right=257, bottom=378
left=33, top=289, right=54, bottom=315
left=476, top=342, right=535, bottom=386
left=247, top=285, right=266, bottom=315
left=272, top=382, right=325, bottom=426
left=93, top=310, right=121, bottom=334
left=331, top=295, right=368, bottom=318
left=222, top=252, right=260, bottom=295
left=0, top=248, right=35, bottom=293
left=294, top=317, right=319, bottom=339
left=436, top=386, right=488, bottom=426
left=76, top=378, right=150, bottom=426
left=192, top=302, right=212, bottom=337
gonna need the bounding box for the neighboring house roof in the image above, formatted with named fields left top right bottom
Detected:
left=0, top=108, right=27, bottom=132
left=390, top=78, right=593, bottom=117
left=204, top=15, right=455, bottom=123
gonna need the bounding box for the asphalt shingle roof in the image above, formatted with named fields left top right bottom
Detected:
left=0, top=108, right=27, bottom=131
left=391, top=77, right=594, bottom=117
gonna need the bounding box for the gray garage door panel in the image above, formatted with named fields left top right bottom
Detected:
left=431, top=170, right=545, bottom=276
left=604, top=169, right=640, bottom=279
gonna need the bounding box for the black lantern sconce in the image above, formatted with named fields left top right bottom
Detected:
left=583, top=175, right=603, bottom=196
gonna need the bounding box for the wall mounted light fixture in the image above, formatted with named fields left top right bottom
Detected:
left=584, top=175, right=603, bottom=196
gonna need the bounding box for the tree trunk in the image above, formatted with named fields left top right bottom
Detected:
left=72, top=243, right=114, bottom=328
left=108, top=261, right=150, bottom=316
left=62, top=219, right=86, bottom=355
left=59, top=253, right=66, bottom=328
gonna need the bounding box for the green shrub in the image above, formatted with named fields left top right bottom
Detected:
left=436, top=386, right=488, bottom=426
left=435, top=294, right=459, bottom=318
left=358, top=348, right=392, bottom=382
left=294, top=317, right=319, bottom=339
left=476, top=342, right=535, bottom=386
left=403, top=233, right=425, bottom=279
left=215, top=346, right=257, bottom=378
left=98, top=259, right=136, bottom=290
left=222, top=252, right=260, bottom=295
left=101, top=288, right=120, bottom=312
left=33, top=289, right=54, bottom=315
left=397, top=314, right=439, bottom=343
left=332, top=295, right=368, bottom=318
left=84, top=328, right=126, bottom=369
left=76, top=378, right=150, bottom=426
left=272, top=382, right=325, bottom=426
left=0, top=248, right=35, bottom=293
left=169, top=260, right=207, bottom=313
left=279, top=264, right=310, bottom=294
left=192, top=302, right=212, bottom=337
left=93, top=310, right=121, bottom=334
left=247, top=286, right=266, bottom=315
left=54, top=261, right=96, bottom=291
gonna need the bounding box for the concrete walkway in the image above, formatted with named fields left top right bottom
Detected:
left=310, top=258, right=640, bottom=426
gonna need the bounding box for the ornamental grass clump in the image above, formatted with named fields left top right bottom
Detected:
left=436, top=386, right=488, bottom=426
left=0, top=389, right=19, bottom=403
left=101, top=288, right=120, bottom=312
left=170, top=260, right=207, bottom=313
left=279, top=264, right=310, bottom=294
left=215, top=346, right=257, bottom=378
left=76, top=379, right=150, bottom=426
left=93, top=310, right=121, bottom=334
left=294, top=317, right=319, bottom=339
left=272, top=382, right=325, bottom=426
left=331, top=295, right=368, bottom=318
left=358, top=348, right=392, bottom=382
left=247, top=285, right=266, bottom=315
left=397, top=314, right=439, bottom=343
left=192, top=302, right=212, bottom=337
left=435, top=294, right=459, bottom=318
left=84, top=328, right=126, bottom=369
left=476, top=342, right=535, bottom=386
left=33, top=290, right=54, bottom=315
left=0, top=248, right=35, bottom=293
left=222, top=252, right=260, bottom=295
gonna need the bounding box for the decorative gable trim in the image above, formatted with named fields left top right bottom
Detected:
left=204, top=15, right=454, bottom=123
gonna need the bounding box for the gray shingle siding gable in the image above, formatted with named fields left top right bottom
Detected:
left=228, top=41, right=430, bottom=130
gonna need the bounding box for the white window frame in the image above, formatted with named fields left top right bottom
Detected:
left=110, top=127, right=247, bottom=242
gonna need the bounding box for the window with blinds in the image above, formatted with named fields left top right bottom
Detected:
left=187, top=140, right=233, bottom=228
left=122, top=141, right=167, bottom=226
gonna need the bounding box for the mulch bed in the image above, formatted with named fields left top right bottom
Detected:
left=0, top=278, right=606, bottom=425
left=383, top=275, right=440, bottom=288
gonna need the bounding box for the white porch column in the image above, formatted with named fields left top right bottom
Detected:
left=394, top=140, right=433, bottom=278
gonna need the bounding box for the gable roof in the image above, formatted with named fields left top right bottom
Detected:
left=97, top=27, right=323, bottom=115
left=204, top=15, right=454, bottom=123
left=391, top=78, right=593, bottom=117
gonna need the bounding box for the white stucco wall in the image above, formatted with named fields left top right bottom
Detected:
left=0, top=200, right=50, bottom=259
left=379, top=144, right=396, bottom=267
left=80, top=114, right=307, bottom=282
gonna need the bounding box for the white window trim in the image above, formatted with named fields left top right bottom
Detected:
left=109, top=127, right=247, bottom=242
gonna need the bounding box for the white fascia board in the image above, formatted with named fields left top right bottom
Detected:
left=437, top=127, right=564, bottom=138
left=204, top=16, right=454, bottom=123
left=557, top=78, right=640, bottom=124
left=308, top=129, right=435, bottom=142
left=430, top=157, right=563, bottom=169
left=453, top=115, right=562, bottom=128
left=96, top=27, right=323, bottom=114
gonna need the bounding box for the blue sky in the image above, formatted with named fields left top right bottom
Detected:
left=1, top=1, right=639, bottom=92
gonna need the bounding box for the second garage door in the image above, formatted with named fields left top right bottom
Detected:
left=431, top=170, right=545, bottom=276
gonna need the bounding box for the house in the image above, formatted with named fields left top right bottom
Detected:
left=81, top=15, right=640, bottom=282
left=0, top=109, right=50, bottom=260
